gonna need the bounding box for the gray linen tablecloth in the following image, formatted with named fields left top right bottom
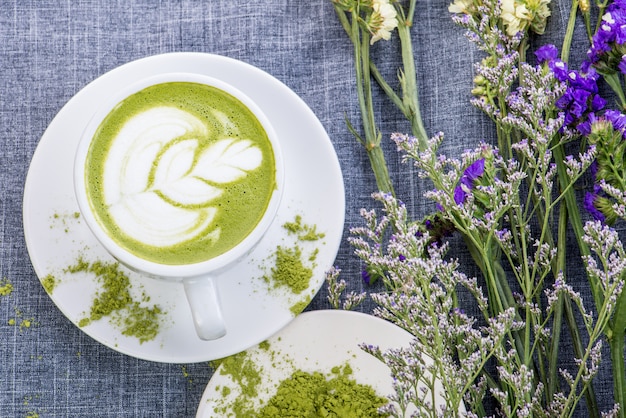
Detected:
left=0, top=0, right=613, bottom=417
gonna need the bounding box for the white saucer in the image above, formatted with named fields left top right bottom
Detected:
left=22, top=53, right=345, bottom=363
left=196, top=310, right=430, bottom=417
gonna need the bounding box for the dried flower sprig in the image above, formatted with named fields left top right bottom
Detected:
left=347, top=189, right=621, bottom=416
left=350, top=192, right=521, bottom=417
left=331, top=0, right=626, bottom=416
left=326, top=266, right=367, bottom=310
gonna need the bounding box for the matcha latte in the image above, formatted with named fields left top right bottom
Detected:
left=83, top=81, right=277, bottom=265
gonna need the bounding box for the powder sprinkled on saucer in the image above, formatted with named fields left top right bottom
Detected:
left=50, top=211, right=81, bottom=234
left=282, top=214, right=326, bottom=241
left=41, top=274, right=57, bottom=294
left=68, top=258, right=163, bottom=344
left=265, top=246, right=312, bottom=294
left=262, top=215, right=325, bottom=314
left=212, top=340, right=389, bottom=417
left=257, top=364, right=389, bottom=417
left=211, top=350, right=263, bottom=417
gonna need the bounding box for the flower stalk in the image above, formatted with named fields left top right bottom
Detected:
left=331, top=0, right=626, bottom=416
left=333, top=0, right=398, bottom=195
left=393, top=0, right=428, bottom=146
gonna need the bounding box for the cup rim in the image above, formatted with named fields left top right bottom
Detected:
left=74, top=72, right=284, bottom=278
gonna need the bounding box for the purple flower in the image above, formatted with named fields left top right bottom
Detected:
left=553, top=64, right=605, bottom=135
left=592, top=94, right=607, bottom=112
left=619, top=55, right=626, bottom=74
left=361, top=269, right=373, bottom=285
left=569, top=89, right=592, bottom=118
left=535, top=44, right=559, bottom=64
left=453, top=158, right=486, bottom=205
left=606, top=109, right=626, bottom=135
left=454, top=185, right=467, bottom=205
left=584, top=191, right=606, bottom=222
left=549, top=60, right=569, bottom=82
left=463, top=158, right=486, bottom=181
left=587, top=7, right=626, bottom=73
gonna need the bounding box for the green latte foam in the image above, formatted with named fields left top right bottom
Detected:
left=85, top=81, right=277, bottom=265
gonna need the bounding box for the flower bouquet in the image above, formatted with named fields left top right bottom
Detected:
left=328, top=0, right=626, bottom=416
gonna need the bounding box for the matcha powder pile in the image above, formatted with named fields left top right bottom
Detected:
left=257, top=365, right=389, bottom=418
left=262, top=215, right=326, bottom=314
left=68, top=258, right=163, bottom=344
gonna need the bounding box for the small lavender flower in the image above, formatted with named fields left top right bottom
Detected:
left=326, top=267, right=366, bottom=310
left=587, top=3, right=626, bottom=74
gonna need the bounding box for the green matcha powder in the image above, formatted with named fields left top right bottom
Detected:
left=212, top=346, right=389, bottom=417
left=67, top=258, right=163, bottom=344
left=257, top=365, right=389, bottom=418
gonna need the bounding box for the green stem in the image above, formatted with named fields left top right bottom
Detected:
left=396, top=6, right=428, bottom=148
left=560, top=0, right=578, bottom=63
left=370, top=63, right=404, bottom=111
left=609, top=288, right=626, bottom=418
left=545, top=204, right=567, bottom=404
left=345, top=7, right=395, bottom=195
left=366, top=143, right=394, bottom=194
left=603, top=72, right=626, bottom=109
left=553, top=146, right=601, bottom=418
left=553, top=146, right=599, bottom=305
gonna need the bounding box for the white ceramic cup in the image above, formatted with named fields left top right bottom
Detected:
left=74, top=72, right=284, bottom=341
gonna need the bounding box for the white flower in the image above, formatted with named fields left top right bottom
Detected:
left=369, top=0, right=398, bottom=44
left=501, top=0, right=531, bottom=36
left=500, top=0, right=551, bottom=36
left=448, top=0, right=473, bottom=14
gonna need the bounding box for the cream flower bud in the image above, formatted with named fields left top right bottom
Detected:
left=500, top=0, right=551, bottom=36
left=369, top=0, right=398, bottom=44
left=448, top=0, right=473, bottom=14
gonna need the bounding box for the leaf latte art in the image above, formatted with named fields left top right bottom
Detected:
left=84, top=82, right=277, bottom=265
left=105, top=106, right=263, bottom=248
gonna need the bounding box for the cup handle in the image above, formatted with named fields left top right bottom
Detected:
left=183, top=276, right=227, bottom=341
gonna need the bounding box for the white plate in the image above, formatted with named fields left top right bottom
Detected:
left=22, top=53, right=345, bottom=363
left=197, top=310, right=426, bottom=417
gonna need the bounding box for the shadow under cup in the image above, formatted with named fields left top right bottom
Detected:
left=73, top=73, right=284, bottom=341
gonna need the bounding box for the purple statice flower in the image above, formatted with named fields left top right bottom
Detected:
left=550, top=60, right=569, bottom=82
left=587, top=4, right=626, bottom=74
left=454, top=158, right=486, bottom=205
left=534, top=44, right=558, bottom=64
left=605, top=109, right=626, bottom=136
left=361, top=269, right=373, bottom=285
left=584, top=188, right=606, bottom=223
left=534, top=44, right=568, bottom=81
left=463, top=158, right=486, bottom=183
left=620, top=55, right=626, bottom=74
left=556, top=68, right=605, bottom=134
left=535, top=44, right=606, bottom=135
left=454, top=186, right=467, bottom=205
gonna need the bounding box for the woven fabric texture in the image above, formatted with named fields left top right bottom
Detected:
left=0, top=1, right=611, bottom=416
